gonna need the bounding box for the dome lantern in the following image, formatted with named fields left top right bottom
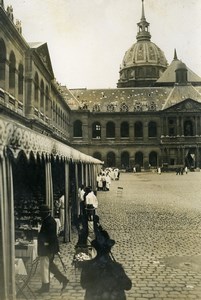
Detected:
left=136, top=0, right=151, bottom=42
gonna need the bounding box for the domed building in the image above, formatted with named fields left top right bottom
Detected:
left=67, top=0, right=201, bottom=171
left=155, top=50, right=201, bottom=86
left=2, top=1, right=201, bottom=298
left=117, top=0, right=168, bottom=88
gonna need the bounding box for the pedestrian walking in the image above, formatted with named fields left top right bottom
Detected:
left=37, top=204, right=69, bottom=294
left=80, top=228, right=132, bottom=300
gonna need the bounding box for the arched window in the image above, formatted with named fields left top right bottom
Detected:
left=120, top=103, right=128, bottom=112
left=45, top=86, right=50, bottom=117
left=58, top=107, right=60, bottom=126
left=55, top=105, right=58, bottom=124
left=73, top=120, right=82, bottom=137
left=18, top=63, right=23, bottom=100
left=34, top=73, right=39, bottom=108
left=9, top=51, right=16, bottom=93
left=120, top=122, right=129, bottom=138
left=92, top=122, right=101, bottom=139
left=62, top=111, right=64, bottom=128
left=134, top=121, right=143, bottom=138
left=168, top=118, right=176, bottom=136
left=149, top=151, right=157, bottom=167
left=135, top=152, right=143, bottom=167
left=40, top=80, right=44, bottom=113
left=93, top=152, right=102, bottom=161
left=148, top=121, right=157, bottom=137
left=52, top=102, right=55, bottom=122
left=92, top=104, right=100, bottom=112
left=106, top=121, right=115, bottom=138
left=184, top=120, right=193, bottom=136
left=107, top=152, right=116, bottom=167
left=121, top=151, right=130, bottom=169
left=0, top=39, right=6, bottom=86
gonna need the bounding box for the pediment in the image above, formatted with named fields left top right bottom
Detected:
left=164, top=98, right=201, bottom=112
left=35, top=43, right=54, bottom=77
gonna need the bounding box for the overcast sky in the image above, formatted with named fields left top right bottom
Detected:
left=4, top=0, right=201, bottom=89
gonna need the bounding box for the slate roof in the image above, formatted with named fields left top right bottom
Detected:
left=162, top=84, right=201, bottom=110
left=67, top=84, right=201, bottom=113
left=156, top=59, right=201, bottom=84
left=69, top=87, right=172, bottom=112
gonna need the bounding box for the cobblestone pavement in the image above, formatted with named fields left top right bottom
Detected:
left=18, top=171, right=201, bottom=300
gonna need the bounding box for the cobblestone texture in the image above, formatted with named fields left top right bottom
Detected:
left=17, top=172, right=201, bottom=300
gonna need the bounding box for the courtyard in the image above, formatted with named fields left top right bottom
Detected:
left=20, top=171, right=201, bottom=300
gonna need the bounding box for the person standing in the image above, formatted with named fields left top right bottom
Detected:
left=96, top=173, right=103, bottom=191
left=59, top=191, right=65, bottom=233
left=106, top=172, right=111, bottom=191
left=85, top=187, right=98, bottom=220
left=78, top=184, right=85, bottom=216
left=37, top=204, right=69, bottom=294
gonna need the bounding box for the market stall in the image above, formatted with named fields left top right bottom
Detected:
left=0, top=118, right=103, bottom=300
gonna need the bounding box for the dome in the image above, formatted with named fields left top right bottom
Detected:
left=121, top=41, right=167, bottom=69
left=175, top=61, right=187, bottom=70
left=117, top=0, right=168, bottom=88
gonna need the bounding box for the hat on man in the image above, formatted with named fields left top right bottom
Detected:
left=91, top=229, right=115, bottom=253
left=39, top=204, right=51, bottom=213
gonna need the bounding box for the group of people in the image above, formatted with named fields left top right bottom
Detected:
left=96, top=168, right=120, bottom=191
left=37, top=184, right=99, bottom=295
left=78, top=185, right=98, bottom=220
left=36, top=174, right=131, bottom=298
left=176, top=166, right=188, bottom=175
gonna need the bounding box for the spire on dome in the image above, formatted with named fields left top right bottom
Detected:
left=174, top=49, right=178, bottom=60
left=141, top=0, right=145, bottom=20
left=136, top=0, right=151, bottom=42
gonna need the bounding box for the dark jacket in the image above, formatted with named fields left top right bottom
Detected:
left=38, top=214, right=59, bottom=256
left=81, top=255, right=132, bottom=300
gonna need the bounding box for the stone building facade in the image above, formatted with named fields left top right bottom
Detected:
left=1, top=0, right=201, bottom=298
left=0, top=3, right=101, bottom=299
left=67, top=1, right=201, bottom=171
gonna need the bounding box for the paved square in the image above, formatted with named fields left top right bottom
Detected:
left=22, top=171, right=201, bottom=300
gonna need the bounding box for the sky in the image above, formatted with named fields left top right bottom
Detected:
left=4, top=0, right=201, bottom=89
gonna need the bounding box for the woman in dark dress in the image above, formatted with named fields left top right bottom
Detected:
left=80, top=228, right=132, bottom=300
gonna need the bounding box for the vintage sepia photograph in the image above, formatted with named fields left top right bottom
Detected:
left=1, top=0, right=201, bottom=299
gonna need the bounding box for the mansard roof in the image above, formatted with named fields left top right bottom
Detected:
left=156, top=58, right=201, bottom=85
left=69, top=84, right=201, bottom=113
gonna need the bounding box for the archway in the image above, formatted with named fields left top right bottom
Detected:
left=107, top=152, right=116, bottom=167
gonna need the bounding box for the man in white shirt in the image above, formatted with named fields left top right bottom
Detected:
left=85, top=187, right=98, bottom=220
